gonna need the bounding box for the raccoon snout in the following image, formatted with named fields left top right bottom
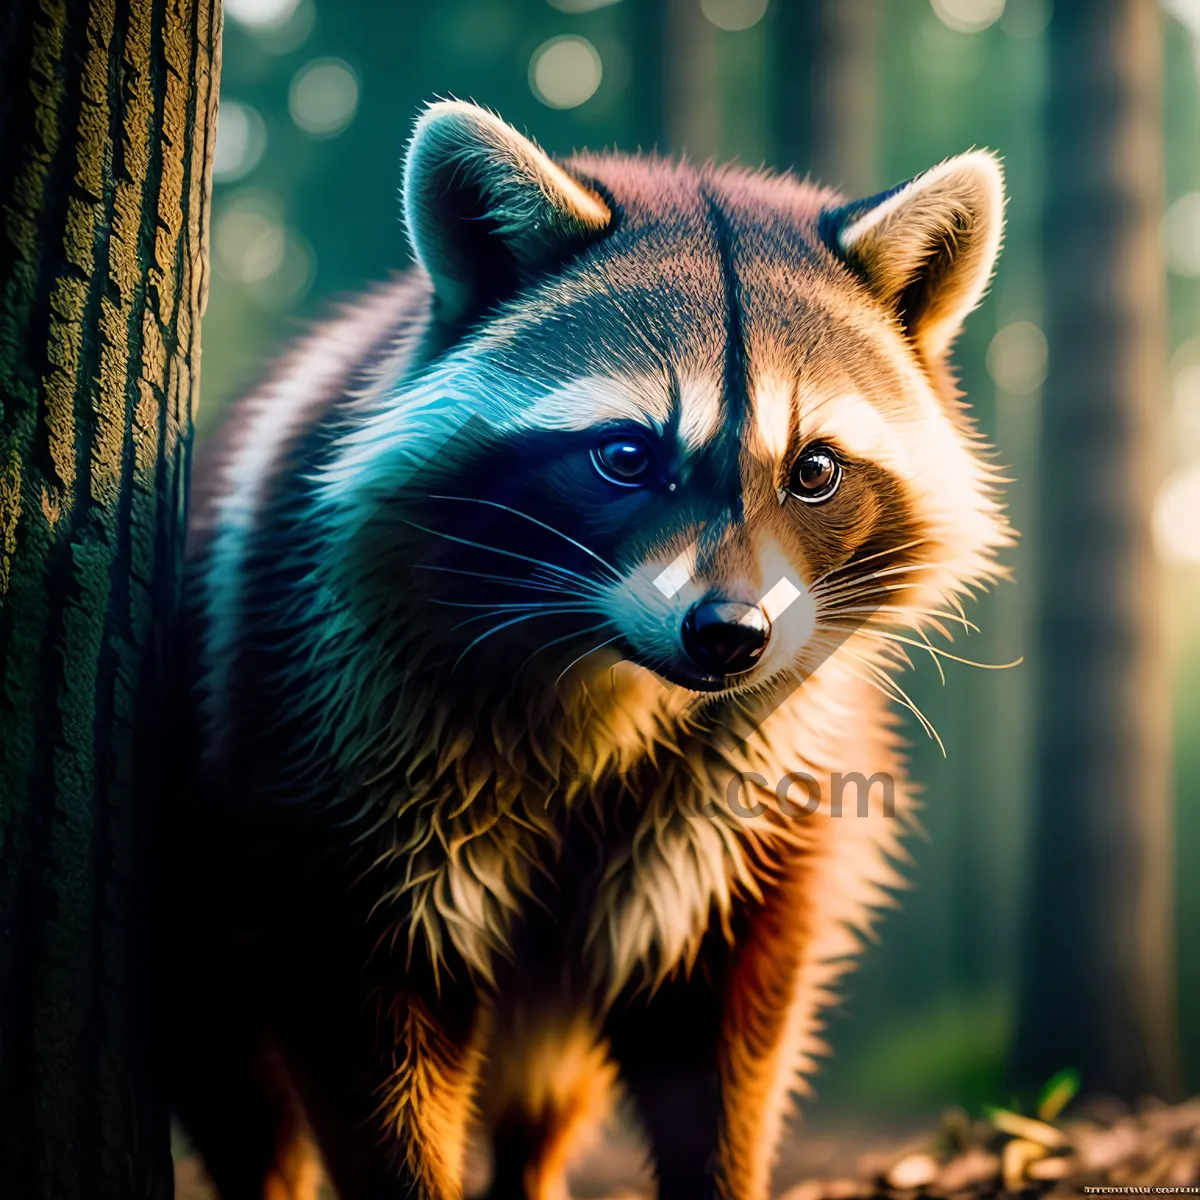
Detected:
left=681, top=600, right=771, bottom=677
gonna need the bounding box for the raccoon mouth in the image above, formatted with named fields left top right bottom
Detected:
left=622, top=646, right=739, bottom=693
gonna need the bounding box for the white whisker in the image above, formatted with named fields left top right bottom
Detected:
left=556, top=635, right=622, bottom=690
left=809, top=537, right=929, bottom=590
left=453, top=609, right=584, bottom=669
left=812, top=559, right=953, bottom=603
left=823, top=604, right=980, bottom=634
left=834, top=643, right=947, bottom=756
left=449, top=604, right=599, bottom=632
left=401, top=518, right=603, bottom=592
left=520, top=620, right=614, bottom=675
left=426, top=494, right=623, bottom=582
left=823, top=623, right=1022, bottom=673
left=434, top=598, right=600, bottom=612
left=415, top=563, right=590, bottom=598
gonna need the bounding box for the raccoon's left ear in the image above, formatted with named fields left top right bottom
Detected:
left=824, top=151, right=1004, bottom=359
left=402, top=100, right=613, bottom=326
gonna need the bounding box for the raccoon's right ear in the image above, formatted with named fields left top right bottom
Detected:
left=822, top=151, right=1005, bottom=360
left=402, top=100, right=613, bottom=326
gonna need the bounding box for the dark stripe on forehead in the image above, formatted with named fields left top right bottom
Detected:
left=487, top=279, right=721, bottom=380
left=701, top=187, right=749, bottom=516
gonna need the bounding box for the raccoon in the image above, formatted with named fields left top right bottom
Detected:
left=168, top=100, right=1010, bottom=1200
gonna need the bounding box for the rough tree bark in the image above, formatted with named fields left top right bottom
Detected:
left=1012, top=0, right=1180, bottom=1100
left=0, top=1, right=221, bottom=1196
left=770, top=0, right=878, bottom=197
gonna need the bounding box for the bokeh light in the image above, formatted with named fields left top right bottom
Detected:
left=212, top=100, right=267, bottom=183
left=1164, top=0, right=1200, bottom=37
left=1154, top=466, right=1200, bottom=564
left=289, top=58, right=360, bottom=138
left=1163, top=192, right=1200, bottom=277
left=529, top=36, right=603, bottom=109
left=213, top=190, right=316, bottom=309
left=700, top=0, right=769, bottom=33
left=214, top=191, right=286, bottom=284
left=987, top=320, right=1049, bottom=394
left=250, top=233, right=315, bottom=308
left=224, top=0, right=301, bottom=29
left=930, top=0, right=1006, bottom=34
left=249, top=0, right=316, bottom=55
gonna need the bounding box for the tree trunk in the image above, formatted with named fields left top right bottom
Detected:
left=0, top=1, right=221, bottom=1196
left=628, top=0, right=669, bottom=155
left=663, top=0, right=722, bottom=161
left=1012, top=0, right=1179, bottom=1101
left=770, top=0, right=878, bottom=197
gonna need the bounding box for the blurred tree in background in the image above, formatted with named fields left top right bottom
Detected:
left=1012, top=0, right=1181, bottom=1103
left=771, top=0, right=878, bottom=196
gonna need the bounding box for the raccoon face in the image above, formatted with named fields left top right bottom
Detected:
left=319, top=103, right=1010, bottom=705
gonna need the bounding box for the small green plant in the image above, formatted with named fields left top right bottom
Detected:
left=1034, top=1067, right=1081, bottom=1122
left=981, top=1068, right=1081, bottom=1190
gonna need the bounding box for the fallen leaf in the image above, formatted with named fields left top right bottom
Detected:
left=1003, top=1138, right=1048, bottom=1189
left=887, top=1153, right=939, bottom=1190
left=986, top=1106, right=1067, bottom=1149
left=937, top=1147, right=1001, bottom=1191
left=1027, top=1156, right=1072, bottom=1181
left=776, top=1183, right=825, bottom=1200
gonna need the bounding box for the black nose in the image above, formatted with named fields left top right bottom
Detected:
left=681, top=600, right=771, bottom=677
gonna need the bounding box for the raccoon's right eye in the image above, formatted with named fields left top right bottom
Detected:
left=591, top=436, right=653, bottom=488
left=788, top=445, right=842, bottom=503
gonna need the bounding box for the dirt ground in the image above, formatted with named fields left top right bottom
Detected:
left=174, top=1095, right=1200, bottom=1198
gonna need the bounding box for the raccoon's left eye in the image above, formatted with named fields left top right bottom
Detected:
left=788, top=445, right=842, bottom=503
left=591, top=436, right=652, bottom=488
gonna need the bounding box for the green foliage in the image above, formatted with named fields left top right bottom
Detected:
left=816, top=992, right=1009, bottom=1118
left=1035, top=1068, right=1081, bottom=1122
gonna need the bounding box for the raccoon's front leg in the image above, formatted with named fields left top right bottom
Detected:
left=606, top=859, right=818, bottom=1200
left=714, top=854, right=821, bottom=1200
left=603, top=927, right=734, bottom=1200
left=271, top=954, right=485, bottom=1200
left=484, top=1012, right=618, bottom=1200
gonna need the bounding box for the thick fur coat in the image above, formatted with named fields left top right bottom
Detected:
left=168, top=101, right=1010, bottom=1200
